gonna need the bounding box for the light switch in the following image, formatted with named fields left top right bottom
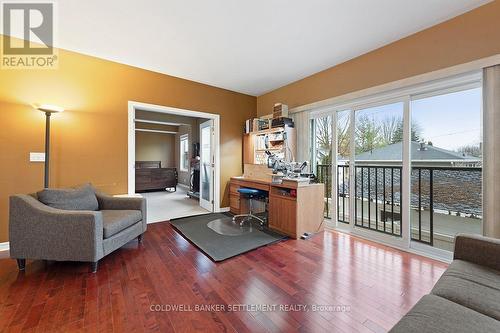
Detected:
left=30, top=152, right=45, bottom=162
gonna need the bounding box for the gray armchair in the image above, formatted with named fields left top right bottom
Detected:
left=9, top=190, right=147, bottom=273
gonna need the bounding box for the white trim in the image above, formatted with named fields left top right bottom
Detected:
left=410, top=81, right=481, bottom=101
left=128, top=101, right=222, bottom=213
left=410, top=240, right=453, bottom=262
left=401, top=98, right=411, bottom=247
left=0, top=242, right=9, bottom=252
left=348, top=109, right=356, bottom=233
left=199, top=119, right=215, bottom=211
left=351, top=226, right=408, bottom=249
left=327, top=226, right=451, bottom=263
left=128, top=104, right=135, bottom=194
left=331, top=111, right=338, bottom=222
left=114, top=193, right=143, bottom=198
left=309, top=71, right=482, bottom=117
left=294, top=54, right=499, bottom=114
left=179, top=133, right=189, bottom=172
left=219, top=207, right=230, bottom=213
left=134, top=119, right=186, bottom=126
left=135, top=129, right=178, bottom=134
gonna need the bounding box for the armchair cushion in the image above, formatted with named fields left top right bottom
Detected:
left=37, top=184, right=98, bottom=211
left=101, top=210, right=142, bottom=238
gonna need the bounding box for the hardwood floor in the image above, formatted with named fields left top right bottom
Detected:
left=0, top=222, right=447, bottom=333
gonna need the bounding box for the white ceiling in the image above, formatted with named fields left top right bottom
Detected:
left=18, top=1, right=494, bottom=95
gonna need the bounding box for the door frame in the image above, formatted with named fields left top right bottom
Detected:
left=127, top=101, right=221, bottom=213
left=199, top=119, right=215, bottom=211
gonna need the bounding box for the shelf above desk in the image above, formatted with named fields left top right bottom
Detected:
left=243, top=126, right=295, bottom=165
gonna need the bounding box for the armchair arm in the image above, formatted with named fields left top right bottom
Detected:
left=96, top=193, right=147, bottom=223
left=9, top=195, right=104, bottom=262
left=454, top=233, right=500, bottom=271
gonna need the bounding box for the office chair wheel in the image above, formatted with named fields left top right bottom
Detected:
left=239, top=217, right=251, bottom=227
left=232, top=214, right=245, bottom=223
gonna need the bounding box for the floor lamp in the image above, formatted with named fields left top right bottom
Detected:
left=37, top=105, right=64, bottom=188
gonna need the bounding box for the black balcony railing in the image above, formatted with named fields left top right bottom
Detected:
left=317, top=164, right=403, bottom=233
left=316, top=164, right=331, bottom=218
left=337, top=165, right=349, bottom=223
left=316, top=164, right=482, bottom=244
left=354, top=166, right=402, bottom=237
left=410, top=166, right=482, bottom=246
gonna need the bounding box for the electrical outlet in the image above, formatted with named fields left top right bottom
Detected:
left=30, top=152, right=45, bottom=162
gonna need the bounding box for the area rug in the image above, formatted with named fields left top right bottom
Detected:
left=170, top=213, right=287, bottom=261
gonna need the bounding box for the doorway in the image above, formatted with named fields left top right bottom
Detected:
left=128, top=101, right=221, bottom=223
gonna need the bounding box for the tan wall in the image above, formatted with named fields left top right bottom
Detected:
left=257, top=0, right=500, bottom=115
left=135, top=131, right=176, bottom=168
left=0, top=36, right=256, bottom=242
left=134, top=111, right=208, bottom=186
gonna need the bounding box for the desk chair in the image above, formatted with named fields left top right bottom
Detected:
left=232, top=188, right=266, bottom=226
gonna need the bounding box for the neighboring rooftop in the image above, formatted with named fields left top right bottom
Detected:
left=333, top=142, right=482, bottom=216
left=354, top=142, right=480, bottom=161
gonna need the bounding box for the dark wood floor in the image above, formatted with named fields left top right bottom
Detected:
left=0, top=222, right=447, bottom=333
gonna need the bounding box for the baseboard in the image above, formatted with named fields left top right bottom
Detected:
left=0, top=242, right=9, bottom=252
left=219, top=207, right=230, bottom=213
left=114, top=193, right=143, bottom=198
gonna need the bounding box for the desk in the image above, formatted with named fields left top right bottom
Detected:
left=230, top=176, right=325, bottom=239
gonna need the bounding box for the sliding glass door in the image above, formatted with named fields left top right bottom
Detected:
left=312, top=102, right=407, bottom=240
left=310, top=72, right=483, bottom=256
left=354, top=102, right=404, bottom=237
left=311, top=115, right=333, bottom=218
left=310, top=112, right=351, bottom=223
left=410, top=87, right=482, bottom=251
left=336, top=110, right=351, bottom=225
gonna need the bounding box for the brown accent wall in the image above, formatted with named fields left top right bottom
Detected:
left=257, top=0, right=500, bottom=115
left=0, top=37, right=255, bottom=242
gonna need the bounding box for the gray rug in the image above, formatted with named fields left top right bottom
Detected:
left=170, top=213, right=286, bottom=261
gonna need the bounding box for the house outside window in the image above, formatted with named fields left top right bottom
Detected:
left=180, top=134, right=189, bottom=171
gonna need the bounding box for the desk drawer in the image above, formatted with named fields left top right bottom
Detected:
left=230, top=183, right=240, bottom=195
left=230, top=179, right=270, bottom=192
left=244, top=182, right=270, bottom=192
left=229, top=194, right=240, bottom=214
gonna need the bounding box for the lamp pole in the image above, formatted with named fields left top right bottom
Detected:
left=37, top=105, right=63, bottom=188
left=44, top=111, right=51, bottom=188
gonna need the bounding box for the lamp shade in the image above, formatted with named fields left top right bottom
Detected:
left=37, top=104, right=65, bottom=113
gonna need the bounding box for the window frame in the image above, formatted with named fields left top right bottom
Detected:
left=179, top=134, right=189, bottom=172
left=308, top=70, right=483, bottom=260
